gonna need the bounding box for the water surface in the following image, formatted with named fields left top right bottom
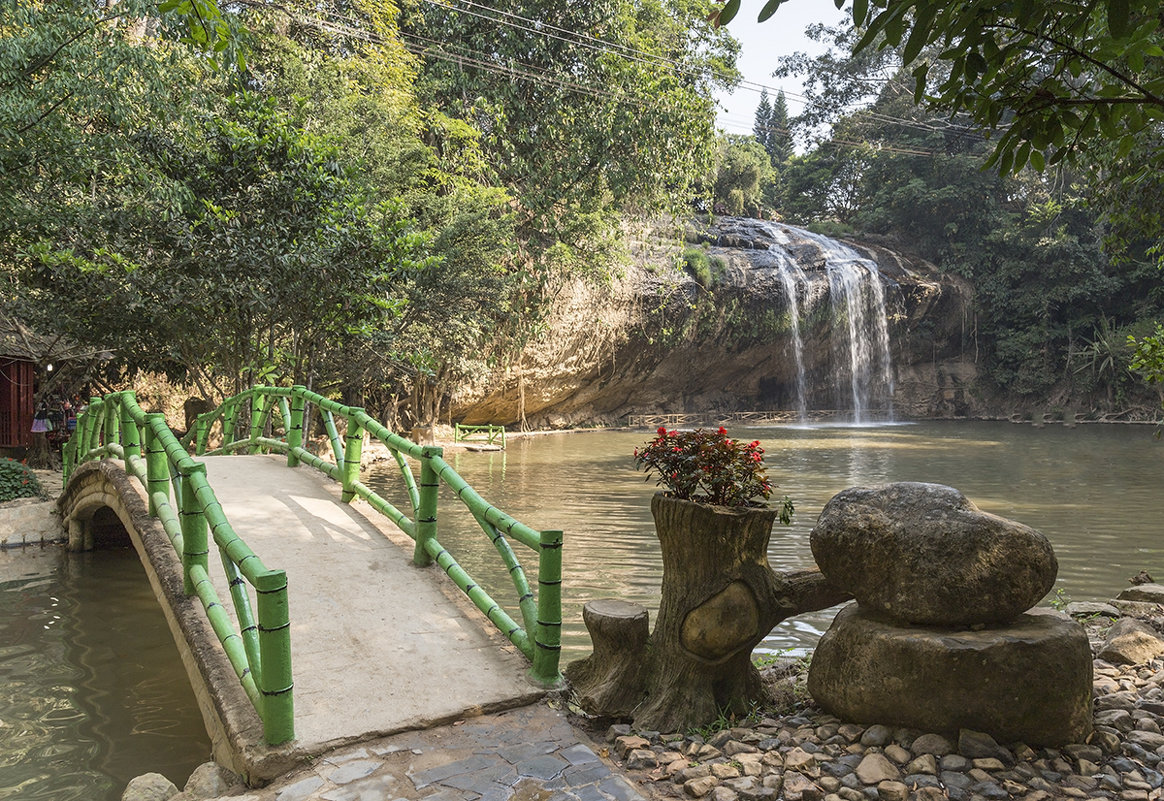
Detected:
left=366, top=421, right=1164, bottom=659
left=0, top=546, right=211, bottom=801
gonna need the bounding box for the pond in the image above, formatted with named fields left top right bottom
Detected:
left=2, top=419, right=1161, bottom=800
left=0, top=546, right=210, bottom=801
left=366, top=420, right=1164, bottom=659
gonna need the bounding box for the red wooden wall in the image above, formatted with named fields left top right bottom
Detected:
left=0, top=359, right=35, bottom=449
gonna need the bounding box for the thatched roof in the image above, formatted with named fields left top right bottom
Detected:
left=0, top=314, right=101, bottom=363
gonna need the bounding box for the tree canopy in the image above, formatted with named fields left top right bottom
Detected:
left=3, top=0, right=743, bottom=427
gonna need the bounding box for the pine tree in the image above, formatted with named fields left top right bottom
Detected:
left=767, top=90, right=793, bottom=166
left=753, top=89, right=772, bottom=154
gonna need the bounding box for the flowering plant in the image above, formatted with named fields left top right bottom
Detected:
left=633, top=427, right=794, bottom=522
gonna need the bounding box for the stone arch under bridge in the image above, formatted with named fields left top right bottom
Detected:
left=56, top=460, right=285, bottom=782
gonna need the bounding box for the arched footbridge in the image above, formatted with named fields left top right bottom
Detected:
left=59, top=387, right=562, bottom=782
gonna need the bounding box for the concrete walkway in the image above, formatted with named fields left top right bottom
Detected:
left=199, top=455, right=544, bottom=755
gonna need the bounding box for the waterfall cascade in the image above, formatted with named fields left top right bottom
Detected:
left=762, top=223, right=896, bottom=423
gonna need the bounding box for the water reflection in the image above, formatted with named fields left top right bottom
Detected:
left=0, top=547, right=210, bottom=801
left=365, top=422, right=1164, bottom=661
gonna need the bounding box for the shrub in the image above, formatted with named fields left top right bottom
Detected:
left=683, top=247, right=713, bottom=287
left=633, top=426, right=794, bottom=520
left=0, top=458, right=43, bottom=503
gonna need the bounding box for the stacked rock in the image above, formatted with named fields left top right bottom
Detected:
left=806, top=482, right=1094, bottom=746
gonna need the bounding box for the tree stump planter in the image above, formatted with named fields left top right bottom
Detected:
left=570, top=493, right=849, bottom=733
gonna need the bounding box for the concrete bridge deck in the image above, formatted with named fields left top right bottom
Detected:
left=196, top=454, right=543, bottom=758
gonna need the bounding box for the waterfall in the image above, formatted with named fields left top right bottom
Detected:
left=761, top=223, right=895, bottom=422
left=773, top=251, right=808, bottom=421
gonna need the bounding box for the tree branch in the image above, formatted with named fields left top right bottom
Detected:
left=2, top=10, right=131, bottom=91
left=989, top=21, right=1164, bottom=109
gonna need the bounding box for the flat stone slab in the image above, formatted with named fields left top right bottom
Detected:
left=235, top=703, right=646, bottom=801
left=808, top=604, right=1093, bottom=745
left=198, top=455, right=543, bottom=758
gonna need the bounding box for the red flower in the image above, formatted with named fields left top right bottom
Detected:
left=633, top=427, right=783, bottom=509
left=657, top=426, right=667, bottom=435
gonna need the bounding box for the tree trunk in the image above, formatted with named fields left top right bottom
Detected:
left=26, top=432, right=54, bottom=469
left=628, top=493, right=849, bottom=733
left=564, top=600, right=650, bottom=718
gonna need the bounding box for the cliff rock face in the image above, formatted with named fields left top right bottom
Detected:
left=454, top=218, right=977, bottom=428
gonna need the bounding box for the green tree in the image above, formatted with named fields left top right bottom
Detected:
left=753, top=88, right=792, bottom=166
left=18, top=92, right=434, bottom=397
left=400, top=0, right=738, bottom=275
left=737, top=0, right=1164, bottom=174
left=769, top=16, right=1164, bottom=407
left=767, top=89, right=793, bottom=164
left=713, top=135, right=775, bottom=216
left=754, top=89, right=773, bottom=153
left=233, top=4, right=524, bottom=425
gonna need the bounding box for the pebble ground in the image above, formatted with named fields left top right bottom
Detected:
left=596, top=624, right=1164, bottom=801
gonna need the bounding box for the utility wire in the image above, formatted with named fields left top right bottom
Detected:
left=291, top=4, right=975, bottom=155
left=418, top=0, right=972, bottom=136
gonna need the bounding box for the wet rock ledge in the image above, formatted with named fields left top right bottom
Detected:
left=599, top=600, right=1164, bottom=801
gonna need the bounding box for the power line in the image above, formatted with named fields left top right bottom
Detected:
left=287, top=5, right=975, bottom=159
left=415, top=1, right=972, bottom=137
left=289, top=9, right=660, bottom=110
left=400, top=32, right=652, bottom=109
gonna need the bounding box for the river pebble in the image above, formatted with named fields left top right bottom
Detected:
left=603, top=617, right=1164, bottom=801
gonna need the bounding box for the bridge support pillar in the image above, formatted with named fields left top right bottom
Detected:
left=67, top=516, right=91, bottom=551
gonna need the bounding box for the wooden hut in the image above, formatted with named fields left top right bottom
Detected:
left=0, top=328, right=36, bottom=450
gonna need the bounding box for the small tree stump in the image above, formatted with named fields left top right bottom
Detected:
left=564, top=599, right=649, bottom=718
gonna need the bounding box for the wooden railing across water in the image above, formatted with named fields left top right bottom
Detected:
left=454, top=423, right=506, bottom=448
left=626, top=410, right=883, bottom=427
left=182, top=386, right=562, bottom=688
left=63, top=391, right=294, bottom=745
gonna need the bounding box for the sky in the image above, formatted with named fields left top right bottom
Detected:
left=711, top=1, right=850, bottom=136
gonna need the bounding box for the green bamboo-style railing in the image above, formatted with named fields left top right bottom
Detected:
left=454, top=423, right=506, bottom=448
left=181, top=385, right=563, bottom=687
left=62, top=391, right=294, bottom=745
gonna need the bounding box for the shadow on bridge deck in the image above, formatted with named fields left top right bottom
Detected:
left=199, top=455, right=546, bottom=755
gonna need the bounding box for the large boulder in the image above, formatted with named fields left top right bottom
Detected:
left=807, top=605, right=1093, bottom=746
left=810, top=482, right=1056, bottom=626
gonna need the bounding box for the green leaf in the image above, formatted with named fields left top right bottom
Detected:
left=902, top=4, right=937, bottom=64
left=912, top=63, right=929, bottom=103
left=855, top=5, right=910, bottom=52
left=1029, top=149, right=1045, bottom=171
left=714, top=0, right=740, bottom=26
left=852, top=0, right=869, bottom=26
left=1106, top=0, right=1130, bottom=39
left=758, top=0, right=786, bottom=23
